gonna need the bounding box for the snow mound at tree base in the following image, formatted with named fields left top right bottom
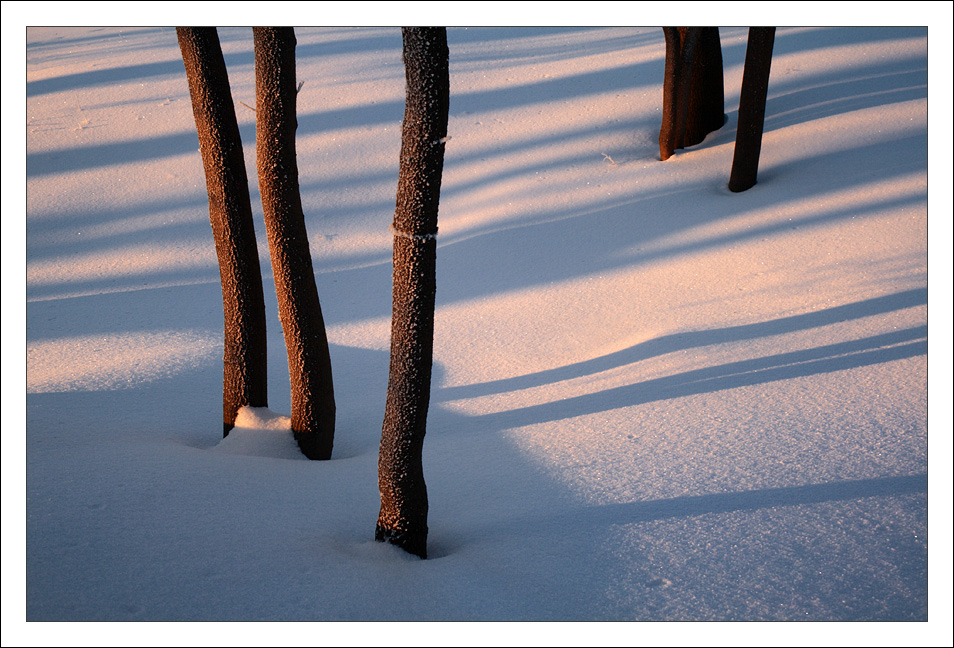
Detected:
left=212, top=406, right=304, bottom=460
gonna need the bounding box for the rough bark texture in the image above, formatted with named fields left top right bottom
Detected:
left=375, top=27, right=450, bottom=560
left=253, top=27, right=336, bottom=460
left=659, top=27, right=726, bottom=161
left=728, top=27, right=776, bottom=193
left=177, top=27, right=268, bottom=436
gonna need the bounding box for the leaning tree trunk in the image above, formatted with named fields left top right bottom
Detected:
left=659, top=27, right=726, bottom=161
left=253, top=27, right=336, bottom=460
left=177, top=27, right=268, bottom=436
left=375, top=27, right=450, bottom=560
left=728, top=27, right=776, bottom=193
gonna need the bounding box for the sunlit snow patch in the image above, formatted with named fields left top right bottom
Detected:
left=26, top=330, right=219, bottom=393
left=212, top=407, right=304, bottom=460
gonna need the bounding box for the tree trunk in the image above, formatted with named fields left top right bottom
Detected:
left=683, top=27, right=726, bottom=147
left=672, top=27, right=701, bottom=154
left=658, top=27, right=725, bottom=161
left=177, top=27, right=268, bottom=436
left=658, top=28, right=682, bottom=161
left=375, top=27, right=450, bottom=560
left=728, top=27, right=776, bottom=193
left=253, top=27, right=336, bottom=460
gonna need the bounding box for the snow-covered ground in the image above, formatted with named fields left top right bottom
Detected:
left=7, top=9, right=953, bottom=645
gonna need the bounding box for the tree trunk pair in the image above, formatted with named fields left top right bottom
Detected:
left=658, top=27, right=726, bottom=161
left=178, top=27, right=335, bottom=458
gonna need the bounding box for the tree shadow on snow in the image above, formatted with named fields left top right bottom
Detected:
left=460, top=324, right=925, bottom=432
left=438, top=287, right=927, bottom=402
left=476, top=473, right=927, bottom=539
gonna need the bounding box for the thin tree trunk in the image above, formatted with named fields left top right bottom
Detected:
left=729, top=27, right=776, bottom=193
left=253, top=27, right=336, bottom=460
left=177, top=27, right=268, bottom=436
left=375, top=27, right=450, bottom=560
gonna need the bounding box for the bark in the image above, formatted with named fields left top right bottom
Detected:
left=658, top=27, right=726, bottom=161
left=683, top=27, right=726, bottom=147
left=177, top=27, right=268, bottom=436
left=375, top=27, right=450, bottom=559
left=253, top=27, right=336, bottom=460
left=672, top=27, right=701, bottom=155
left=658, top=28, right=682, bottom=161
left=728, top=27, right=776, bottom=193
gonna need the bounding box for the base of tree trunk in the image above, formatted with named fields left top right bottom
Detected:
left=375, top=523, right=428, bottom=559
left=294, top=430, right=333, bottom=461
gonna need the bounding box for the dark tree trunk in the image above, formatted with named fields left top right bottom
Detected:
left=659, top=27, right=726, bottom=161
left=658, top=28, right=682, bottom=161
left=375, top=27, right=450, bottom=560
left=177, top=27, right=268, bottom=436
left=672, top=27, right=701, bottom=155
left=683, top=27, right=726, bottom=147
left=253, top=27, right=336, bottom=460
left=728, top=27, right=776, bottom=193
